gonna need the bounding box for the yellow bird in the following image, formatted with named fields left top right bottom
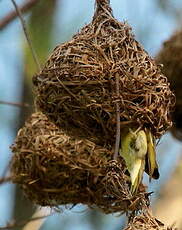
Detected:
left=120, top=128, right=159, bottom=193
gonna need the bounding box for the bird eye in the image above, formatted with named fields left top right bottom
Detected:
left=129, top=139, right=135, bottom=149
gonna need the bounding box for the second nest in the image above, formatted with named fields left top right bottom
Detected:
left=11, top=112, right=148, bottom=214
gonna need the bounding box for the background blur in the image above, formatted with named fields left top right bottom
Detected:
left=1, top=0, right=182, bottom=229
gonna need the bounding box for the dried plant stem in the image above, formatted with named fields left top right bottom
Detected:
left=57, top=78, right=80, bottom=103
left=0, top=100, right=31, bottom=108
left=11, top=0, right=41, bottom=72
left=0, top=0, right=39, bottom=30
left=114, top=73, right=121, bottom=160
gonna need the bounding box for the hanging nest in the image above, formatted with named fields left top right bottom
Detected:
left=33, top=0, right=175, bottom=144
left=157, top=30, right=182, bottom=140
left=124, top=209, right=177, bottom=230
left=10, top=112, right=148, bottom=214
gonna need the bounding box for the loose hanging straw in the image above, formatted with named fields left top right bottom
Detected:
left=11, top=0, right=41, bottom=71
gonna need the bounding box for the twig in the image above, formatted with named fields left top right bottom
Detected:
left=113, top=73, right=121, bottom=160
left=0, top=100, right=31, bottom=108
left=0, top=212, right=52, bottom=230
left=11, top=0, right=41, bottom=72
left=0, top=0, right=39, bottom=30
left=0, top=176, right=12, bottom=184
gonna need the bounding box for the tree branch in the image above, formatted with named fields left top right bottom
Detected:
left=0, top=213, right=52, bottom=230
left=0, top=100, right=31, bottom=108
left=0, top=0, right=39, bottom=30
left=0, top=176, right=12, bottom=185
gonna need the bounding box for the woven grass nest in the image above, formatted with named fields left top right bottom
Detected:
left=124, top=209, right=176, bottom=230
left=33, top=0, right=175, bottom=143
left=157, top=30, right=182, bottom=140
left=10, top=112, right=148, bottom=214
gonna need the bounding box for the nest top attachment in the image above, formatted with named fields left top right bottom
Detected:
left=11, top=112, right=148, bottom=214
left=33, top=0, right=174, bottom=141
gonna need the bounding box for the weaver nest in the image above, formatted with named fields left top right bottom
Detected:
left=33, top=0, right=175, bottom=145
left=157, top=30, right=182, bottom=140
left=124, top=209, right=176, bottom=230
left=10, top=112, right=148, bottom=214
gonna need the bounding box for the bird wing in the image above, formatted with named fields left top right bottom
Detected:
left=145, top=130, right=160, bottom=180
left=130, top=158, right=145, bottom=193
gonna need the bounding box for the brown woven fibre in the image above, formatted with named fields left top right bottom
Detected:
left=10, top=112, right=148, bottom=214
left=157, top=30, right=182, bottom=140
left=33, top=0, right=175, bottom=143
left=124, top=209, right=177, bottom=230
